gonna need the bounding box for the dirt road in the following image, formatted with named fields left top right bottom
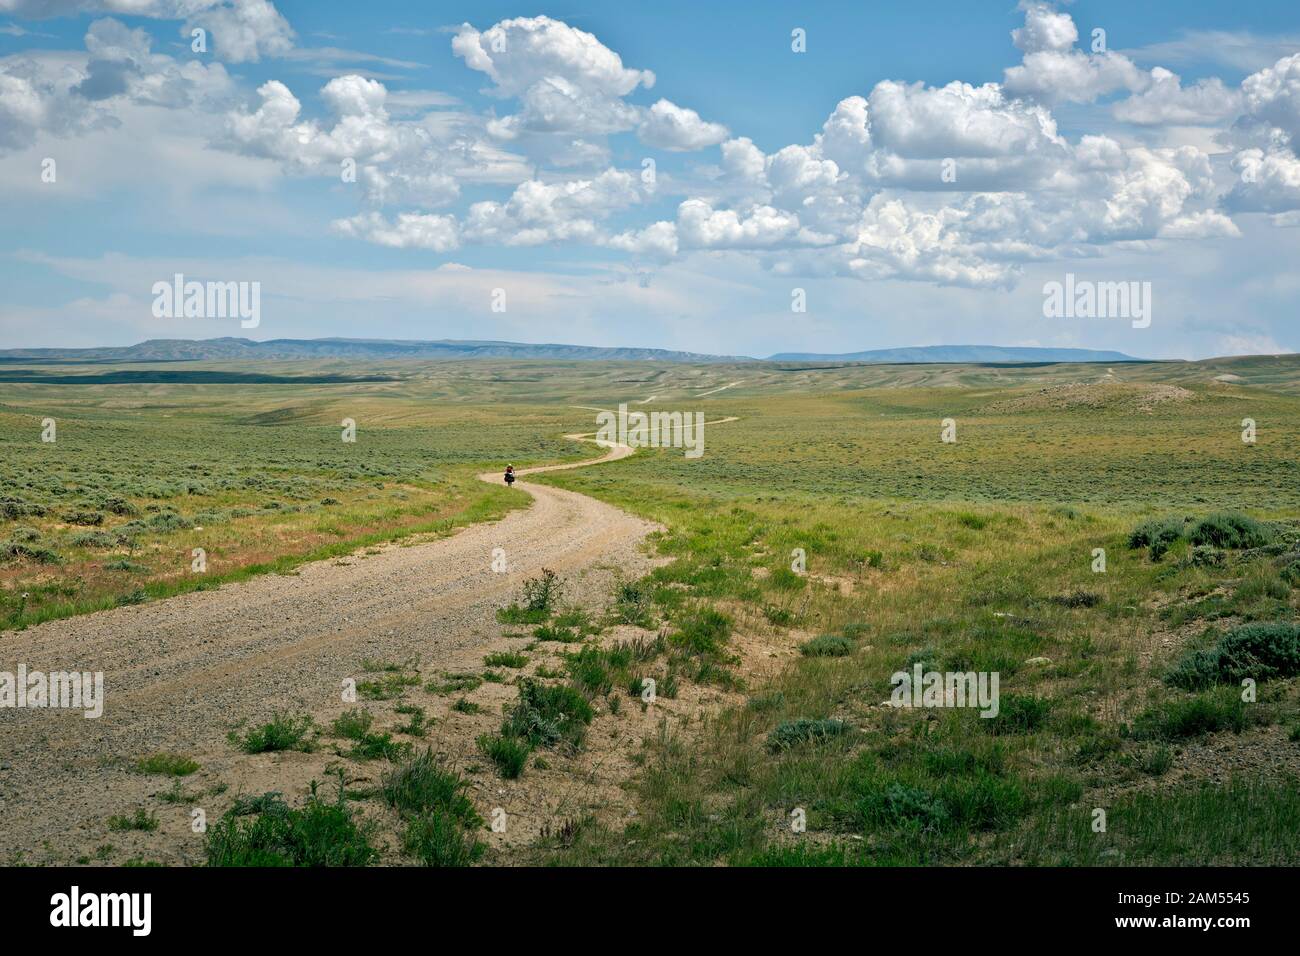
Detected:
left=0, top=437, right=659, bottom=863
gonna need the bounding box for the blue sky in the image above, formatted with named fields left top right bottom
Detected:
left=2, top=1, right=1300, bottom=358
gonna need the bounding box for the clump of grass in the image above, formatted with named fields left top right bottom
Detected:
left=426, top=672, right=482, bottom=695
left=498, top=569, right=562, bottom=624
left=484, top=650, right=529, bottom=669
left=348, top=730, right=411, bottom=762
left=565, top=645, right=619, bottom=695
left=554, top=607, right=599, bottom=635
left=381, top=749, right=480, bottom=822
left=402, top=809, right=485, bottom=867
left=502, top=678, right=594, bottom=751
left=800, top=634, right=854, bottom=657
left=135, top=753, right=199, bottom=777
left=357, top=671, right=420, bottom=700
left=108, top=808, right=158, bottom=832
left=762, top=604, right=794, bottom=625
left=206, top=783, right=376, bottom=866
left=1050, top=589, right=1101, bottom=608
left=565, top=637, right=664, bottom=696
left=395, top=704, right=429, bottom=737
left=670, top=606, right=732, bottom=656
left=1133, top=689, right=1249, bottom=740
left=451, top=698, right=482, bottom=714
left=1188, top=512, right=1273, bottom=549
left=381, top=750, right=483, bottom=867
left=611, top=578, right=653, bottom=627
left=666, top=606, right=737, bottom=687
left=230, top=713, right=315, bottom=754
left=1128, top=516, right=1185, bottom=560
left=1280, top=557, right=1300, bottom=588
left=330, top=708, right=373, bottom=740
left=478, top=733, right=531, bottom=779
left=1138, top=745, right=1174, bottom=776
left=982, top=694, right=1051, bottom=735
left=748, top=690, right=786, bottom=712
left=1166, top=621, right=1300, bottom=690
left=533, top=623, right=580, bottom=643
left=1232, top=569, right=1291, bottom=606
left=767, top=718, right=849, bottom=752
left=157, top=781, right=196, bottom=805
left=767, top=567, right=806, bottom=591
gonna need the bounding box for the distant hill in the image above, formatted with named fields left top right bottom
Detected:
left=0, top=337, right=751, bottom=364
left=0, top=338, right=1146, bottom=366
left=766, top=345, right=1141, bottom=364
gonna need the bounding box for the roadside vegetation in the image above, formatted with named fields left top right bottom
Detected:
left=530, top=383, right=1300, bottom=866
left=6, top=358, right=1299, bottom=866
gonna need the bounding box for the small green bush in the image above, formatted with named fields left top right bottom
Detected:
left=402, top=809, right=484, bottom=867
left=1187, top=512, right=1272, bottom=549
left=135, top=753, right=199, bottom=777
left=108, top=808, right=159, bottom=832
left=206, top=787, right=376, bottom=866
left=483, top=650, right=529, bottom=669
left=231, top=713, right=315, bottom=754
left=1134, top=690, right=1248, bottom=740
left=478, top=733, right=530, bottom=779
left=1166, top=622, right=1300, bottom=689
left=381, top=749, right=480, bottom=824
left=1128, top=516, right=1185, bottom=560
left=799, top=634, right=854, bottom=657
left=330, top=708, right=373, bottom=740
left=767, top=718, right=849, bottom=752
left=502, top=678, right=594, bottom=751
left=983, top=694, right=1051, bottom=735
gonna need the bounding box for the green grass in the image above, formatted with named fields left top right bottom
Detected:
left=357, top=671, right=420, bottom=700
left=502, top=678, right=594, bottom=752
left=330, top=708, right=373, bottom=740
left=205, top=784, right=377, bottom=867
left=483, top=650, right=529, bottom=669
left=381, top=750, right=483, bottom=866
left=134, top=753, right=200, bottom=776
left=426, top=672, right=482, bottom=695
left=395, top=704, right=429, bottom=737
left=800, top=634, right=855, bottom=658
left=767, top=718, right=850, bottom=752
left=107, top=808, right=158, bottom=832
left=1166, top=621, right=1300, bottom=689
left=1132, top=689, right=1252, bottom=740
left=478, top=733, right=531, bottom=779
left=347, top=731, right=412, bottom=762
left=1012, top=776, right=1300, bottom=865
left=230, top=713, right=316, bottom=754
left=7, top=356, right=1300, bottom=867
left=521, top=374, right=1299, bottom=867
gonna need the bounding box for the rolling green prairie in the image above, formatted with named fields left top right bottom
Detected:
left=529, top=365, right=1300, bottom=866
left=0, top=373, right=582, bottom=628
left=3, top=355, right=1299, bottom=866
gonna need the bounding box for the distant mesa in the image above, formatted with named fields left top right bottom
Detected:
left=767, top=345, right=1142, bottom=364
left=0, top=338, right=1145, bottom=366
left=0, top=337, right=748, bottom=365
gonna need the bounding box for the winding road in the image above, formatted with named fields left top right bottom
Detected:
left=0, top=433, right=661, bottom=861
